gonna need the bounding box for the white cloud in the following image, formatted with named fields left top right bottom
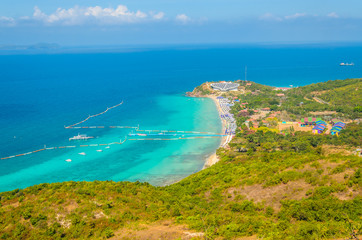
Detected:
left=31, top=5, right=157, bottom=25
left=284, top=13, right=306, bottom=20
left=176, top=14, right=191, bottom=24
left=152, top=12, right=165, bottom=20
left=259, top=13, right=282, bottom=21
left=0, top=16, right=16, bottom=26
left=327, top=12, right=339, bottom=18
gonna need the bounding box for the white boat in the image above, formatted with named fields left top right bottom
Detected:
left=340, top=62, right=354, bottom=66
left=96, top=150, right=102, bottom=152
left=65, top=159, right=72, bottom=162
left=105, top=146, right=110, bottom=149
left=78, top=152, right=86, bottom=156
left=69, top=133, right=94, bottom=141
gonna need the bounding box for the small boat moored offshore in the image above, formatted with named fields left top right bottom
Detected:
left=69, top=133, right=94, bottom=141
left=78, top=152, right=86, bottom=156
left=65, top=159, right=72, bottom=162
left=340, top=62, right=354, bottom=66
left=96, top=150, right=102, bottom=152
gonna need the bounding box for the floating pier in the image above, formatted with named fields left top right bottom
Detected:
left=66, top=126, right=138, bottom=129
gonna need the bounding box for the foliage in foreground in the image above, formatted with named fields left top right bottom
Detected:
left=0, top=149, right=361, bottom=239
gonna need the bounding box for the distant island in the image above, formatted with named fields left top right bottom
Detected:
left=0, top=43, right=60, bottom=51
left=0, top=78, right=361, bottom=239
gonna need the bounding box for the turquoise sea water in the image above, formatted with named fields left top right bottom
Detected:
left=0, top=44, right=361, bottom=192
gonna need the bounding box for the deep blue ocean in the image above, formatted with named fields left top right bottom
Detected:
left=0, top=44, right=361, bottom=192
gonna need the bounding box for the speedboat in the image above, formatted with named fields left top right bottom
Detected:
left=78, top=152, right=86, bottom=156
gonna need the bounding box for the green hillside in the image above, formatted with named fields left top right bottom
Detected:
left=281, top=78, right=362, bottom=119
left=1, top=79, right=361, bottom=240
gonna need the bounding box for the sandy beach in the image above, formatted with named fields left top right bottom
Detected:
left=202, top=95, right=228, bottom=169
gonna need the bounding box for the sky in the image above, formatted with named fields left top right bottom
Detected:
left=1, top=0, right=362, bottom=46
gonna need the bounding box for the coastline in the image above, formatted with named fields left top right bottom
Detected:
left=202, top=95, right=228, bottom=169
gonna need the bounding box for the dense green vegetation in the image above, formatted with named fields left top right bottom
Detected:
left=282, top=78, right=362, bottom=119
left=1, top=150, right=360, bottom=239
left=232, top=78, right=362, bottom=120
left=1, top=79, right=361, bottom=239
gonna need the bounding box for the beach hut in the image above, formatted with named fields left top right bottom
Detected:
left=330, top=122, right=346, bottom=136
left=315, top=120, right=327, bottom=126
left=331, top=128, right=340, bottom=136
left=301, top=117, right=322, bottom=126
left=312, top=124, right=326, bottom=134
left=334, top=122, right=346, bottom=128
left=331, top=118, right=339, bottom=124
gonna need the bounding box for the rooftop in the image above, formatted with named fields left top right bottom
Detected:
left=210, top=82, right=239, bottom=91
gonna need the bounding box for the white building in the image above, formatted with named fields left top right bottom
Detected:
left=210, top=82, right=239, bottom=91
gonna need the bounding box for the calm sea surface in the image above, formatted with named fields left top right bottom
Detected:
left=0, top=44, right=361, bottom=192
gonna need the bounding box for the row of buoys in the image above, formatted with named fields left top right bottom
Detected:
left=2, top=147, right=47, bottom=160
left=135, top=129, right=223, bottom=135
left=128, top=136, right=221, bottom=141
left=1, top=139, right=127, bottom=160
left=129, top=133, right=227, bottom=137
left=65, top=101, right=123, bottom=128
left=66, top=126, right=138, bottom=129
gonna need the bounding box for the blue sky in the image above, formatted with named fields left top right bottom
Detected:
left=1, top=0, right=362, bottom=46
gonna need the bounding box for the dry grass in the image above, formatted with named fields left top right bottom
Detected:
left=310, top=90, right=329, bottom=96
left=112, top=220, right=204, bottom=240
left=322, top=145, right=352, bottom=156
left=278, top=122, right=312, bottom=132
left=63, top=200, right=78, bottom=212
left=309, top=111, right=337, bottom=115
left=227, top=180, right=311, bottom=210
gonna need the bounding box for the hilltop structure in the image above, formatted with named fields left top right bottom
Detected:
left=210, top=82, right=239, bottom=91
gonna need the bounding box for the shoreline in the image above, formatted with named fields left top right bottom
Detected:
left=202, top=95, right=228, bottom=169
